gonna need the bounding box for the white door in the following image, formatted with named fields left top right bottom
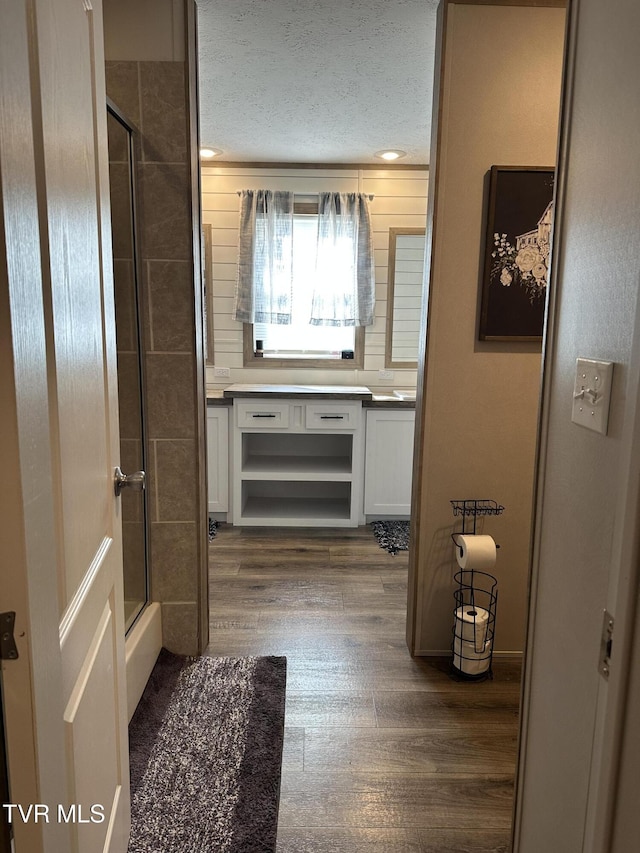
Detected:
left=0, top=1, right=130, bottom=852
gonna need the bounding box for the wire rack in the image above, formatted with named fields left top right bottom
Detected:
left=449, top=499, right=504, bottom=680
left=450, top=499, right=504, bottom=535
left=451, top=570, right=498, bottom=680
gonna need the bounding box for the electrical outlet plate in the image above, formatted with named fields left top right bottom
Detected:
left=214, top=366, right=231, bottom=378
left=571, top=358, right=613, bottom=435
left=378, top=369, right=394, bottom=380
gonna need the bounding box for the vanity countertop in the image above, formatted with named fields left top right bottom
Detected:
left=209, top=385, right=416, bottom=405
left=206, top=390, right=233, bottom=405
left=364, top=396, right=416, bottom=409
left=222, top=383, right=373, bottom=400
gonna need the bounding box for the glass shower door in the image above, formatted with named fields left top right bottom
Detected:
left=107, top=104, right=149, bottom=633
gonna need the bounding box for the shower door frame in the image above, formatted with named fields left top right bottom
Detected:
left=107, top=98, right=151, bottom=635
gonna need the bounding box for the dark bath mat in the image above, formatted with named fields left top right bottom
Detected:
left=208, top=516, right=218, bottom=541
left=128, top=648, right=287, bottom=853
left=371, top=519, right=411, bottom=555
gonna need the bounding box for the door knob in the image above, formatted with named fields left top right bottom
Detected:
left=114, top=467, right=146, bottom=497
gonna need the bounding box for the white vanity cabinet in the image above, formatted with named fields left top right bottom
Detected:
left=231, top=398, right=365, bottom=527
left=364, top=408, right=415, bottom=517
left=206, top=405, right=229, bottom=513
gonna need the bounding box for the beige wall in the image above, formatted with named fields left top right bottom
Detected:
left=202, top=166, right=428, bottom=392
left=104, top=0, right=208, bottom=656
left=409, top=4, right=566, bottom=654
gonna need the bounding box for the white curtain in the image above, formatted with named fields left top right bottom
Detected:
left=233, top=189, right=294, bottom=324
left=310, top=192, right=375, bottom=327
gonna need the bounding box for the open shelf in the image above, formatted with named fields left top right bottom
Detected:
left=241, top=495, right=352, bottom=521
left=240, top=480, right=351, bottom=523
left=241, top=432, right=353, bottom=480
left=241, top=453, right=352, bottom=479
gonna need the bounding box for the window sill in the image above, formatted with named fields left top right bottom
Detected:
left=243, top=325, right=365, bottom=370
left=244, top=353, right=364, bottom=370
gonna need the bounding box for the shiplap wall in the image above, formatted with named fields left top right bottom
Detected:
left=202, top=166, right=428, bottom=391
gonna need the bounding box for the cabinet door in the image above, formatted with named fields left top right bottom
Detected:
left=207, top=407, right=229, bottom=513
left=364, top=410, right=415, bottom=515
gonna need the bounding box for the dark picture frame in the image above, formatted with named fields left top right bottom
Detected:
left=479, top=166, right=555, bottom=341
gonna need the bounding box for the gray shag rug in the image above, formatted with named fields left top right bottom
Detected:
left=371, top=520, right=410, bottom=555
left=128, top=648, right=287, bottom=853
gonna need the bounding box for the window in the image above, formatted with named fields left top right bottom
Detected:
left=252, top=212, right=357, bottom=362
left=235, top=191, right=374, bottom=368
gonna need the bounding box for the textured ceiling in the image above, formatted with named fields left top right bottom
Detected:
left=196, top=0, right=439, bottom=164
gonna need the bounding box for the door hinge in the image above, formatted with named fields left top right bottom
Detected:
left=0, top=612, right=18, bottom=661
left=598, top=609, right=613, bottom=679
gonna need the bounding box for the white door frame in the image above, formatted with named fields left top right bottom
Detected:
left=0, top=2, right=72, bottom=848
left=513, top=0, right=640, bottom=849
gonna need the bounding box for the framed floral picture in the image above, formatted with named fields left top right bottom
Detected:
left=479, top=165, right=555, bottom=341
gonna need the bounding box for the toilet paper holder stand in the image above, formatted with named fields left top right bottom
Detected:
left=449, top=499, right=504, bottom=680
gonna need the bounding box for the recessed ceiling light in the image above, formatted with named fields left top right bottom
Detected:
left=374, top=149, right=407, bottom=161
left=200, top=147, right=223, bottom=159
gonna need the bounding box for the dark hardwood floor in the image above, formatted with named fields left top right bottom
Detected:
left=207, top=524, right=520, bottom=853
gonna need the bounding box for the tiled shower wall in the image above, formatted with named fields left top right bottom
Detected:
left=106, top=59, right=206, bottom=655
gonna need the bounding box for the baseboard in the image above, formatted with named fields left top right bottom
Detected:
left=125, top=602, right=162, bottom=722
left=365, top=514, right=410, bottom=522
left=413, top=649, right=524, bottom=658
left=208, top=512, right=228, bottom=522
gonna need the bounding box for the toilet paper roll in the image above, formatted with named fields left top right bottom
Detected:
left=455, top=534, right=497, bottom=570
left=453, top=637, right=492, bottom=676
left=455, top=605, right=489, bottom=644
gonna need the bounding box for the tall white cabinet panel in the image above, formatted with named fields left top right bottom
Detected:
left=207, top=406, right=229, bottom=513
left=364, top=409, right=415, bottom=516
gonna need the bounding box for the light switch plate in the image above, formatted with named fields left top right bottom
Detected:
left=571, top=358, right=614, bottom=435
